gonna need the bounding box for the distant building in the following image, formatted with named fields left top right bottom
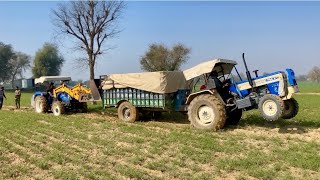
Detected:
left=2, top=78, right=35, bottom=90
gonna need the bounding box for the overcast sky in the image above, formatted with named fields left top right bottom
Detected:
left=0, top=1, right=319, bottom=80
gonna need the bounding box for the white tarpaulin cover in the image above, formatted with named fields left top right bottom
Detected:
left=183, top=59, right=237, bottom=80
left=102, top=71, right=187, bottom=93
left=102, top=58, right=237, bottom=93
left=35, top=76, right=71, bottom=84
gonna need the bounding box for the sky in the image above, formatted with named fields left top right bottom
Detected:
left=0, top=1, right=320, bottom=80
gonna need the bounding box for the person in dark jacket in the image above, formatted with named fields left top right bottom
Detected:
left=0, top=87, right=7, bottom=110
left=46, top=82, right=55, bottom=95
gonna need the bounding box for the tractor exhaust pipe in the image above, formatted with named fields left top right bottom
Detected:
left=242, top=53, right=254, bottom=87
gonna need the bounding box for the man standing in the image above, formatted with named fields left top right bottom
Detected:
left=0, top=87, right=7, bottom=110
left=15, top=86, right=21, bottom=109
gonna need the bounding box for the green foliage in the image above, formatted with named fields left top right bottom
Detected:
left=32, top=43, right=64, bottom=78
left=0, top=42, right=14, bottom=82
left=140, top=43, right=191, bottom=72
left=9, top=52, right=31, bottom=87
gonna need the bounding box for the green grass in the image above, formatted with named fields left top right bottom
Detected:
left=298, top=81, right=320, bottom=93
left=2, top=90, right=33, bottom=107
left=0, top=94, right=320, bottom=179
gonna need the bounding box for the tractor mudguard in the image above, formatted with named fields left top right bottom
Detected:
left=31, top=92, right=44, bottom=108
left=185, top=89, right=225, bottom=105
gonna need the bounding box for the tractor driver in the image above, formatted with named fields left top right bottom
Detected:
left=46, top=82, right=55, bottom=97
left=200, top=71, right=223, bottom=90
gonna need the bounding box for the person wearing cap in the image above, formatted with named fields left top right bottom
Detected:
left=0, top=87, right=7, bottom=110
left=15, top=86, right=21, bottom=109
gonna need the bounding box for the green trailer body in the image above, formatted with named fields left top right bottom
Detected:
left=103, top=88, right=188, bottom=111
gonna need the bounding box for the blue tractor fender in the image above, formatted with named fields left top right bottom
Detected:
left=31, top=92, right=45, bottom=108
left=286, top=68, right=297, bottom=86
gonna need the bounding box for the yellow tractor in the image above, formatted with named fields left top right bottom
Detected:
left=32, top=76, right=101, bottom=116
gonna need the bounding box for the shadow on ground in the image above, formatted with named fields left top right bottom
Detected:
left=230, top=113, right=320, bottom=134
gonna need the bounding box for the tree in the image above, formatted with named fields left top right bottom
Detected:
left=308, top=66, right=320, bottom=82
left=9, top=52, right=31, bottom=88
left=296, top=74, right=308, bottom=82
left=0, top=42, right=14, bottom=82
left=32, top=43, right=64, bottom=78
left=140, top=43, right=191, bottom=72
left=52, top=1, right=125, bottom=80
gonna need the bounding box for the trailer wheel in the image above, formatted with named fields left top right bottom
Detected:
left=258, top=94, right=284, bottom=121
left=225, top=109, right=242, bottom=126
left=188, top=94, right=226, bottom=131
left=52, top=101, right=65, bottom=116
left=35, top=96, right=48, bottom=113
left=281, top=98, right=299, bottom=119
left=118, top=101, right=139, bottom=122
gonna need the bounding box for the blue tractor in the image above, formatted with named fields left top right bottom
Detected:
left=184, top=53, right=299, bottom=130
left=31, top=76, right=97, bottom=116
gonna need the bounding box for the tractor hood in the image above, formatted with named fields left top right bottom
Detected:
left=35, top=76, right=72, bottom=84
left=183, top=59, right=237, bottom=80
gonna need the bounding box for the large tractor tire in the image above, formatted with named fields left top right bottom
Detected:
left=187, top=94, right=226, bottom=131
left=225, top=109, right=243, bottom=126
left=35, top=96, right=48, bottom=113
left=281, top=98, right=299, bottom=119
left=258, top=94, right=285, bottom=121
left=52, top=101, right=65, bottom=116
left=118, top=101, right=139, bottom=122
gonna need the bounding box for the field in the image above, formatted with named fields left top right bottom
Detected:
left=0, top=88, right=320, bottom=179
left=298, top=81, right=320, bottom=93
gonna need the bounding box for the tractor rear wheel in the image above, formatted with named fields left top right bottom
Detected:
left=35, top=96, right=48, bottom=113
left=118, top=101, right=139, bottom=122
left=281, top=98, right=299, bottom=119
left=187, top=94, right=226, bottom=131
left=225, top=109, right=243, bottom=126
left=258, top=94, right=285, bottom=121
left=52, top=101, right=65, bottom=116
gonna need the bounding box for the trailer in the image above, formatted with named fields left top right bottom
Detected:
left=101, top=71, right=188, bottom=122
left=101, top=56, right=299, bottom=131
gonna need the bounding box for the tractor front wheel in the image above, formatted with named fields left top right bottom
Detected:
left=187, top=94, right=226, bottom=131
left=281, top=98, right=299, bottom=119
left=52, top=101, right=65, bottom=116
left=35, top=96, right=48, bottom=113
left=258, top=94, right=284, bottom=121
left=118, top=101, right=139, bottom=122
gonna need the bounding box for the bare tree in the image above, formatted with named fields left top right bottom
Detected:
left=52, top=1, right=124, bottom=80
left=308, top=66, right=320, bottom=82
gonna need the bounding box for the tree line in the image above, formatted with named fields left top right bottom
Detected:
left=1, top=1, right=319, bottom=84
left=0, top=42, right=64, bottom=88
left=296, top=66, right=320, bottom=82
